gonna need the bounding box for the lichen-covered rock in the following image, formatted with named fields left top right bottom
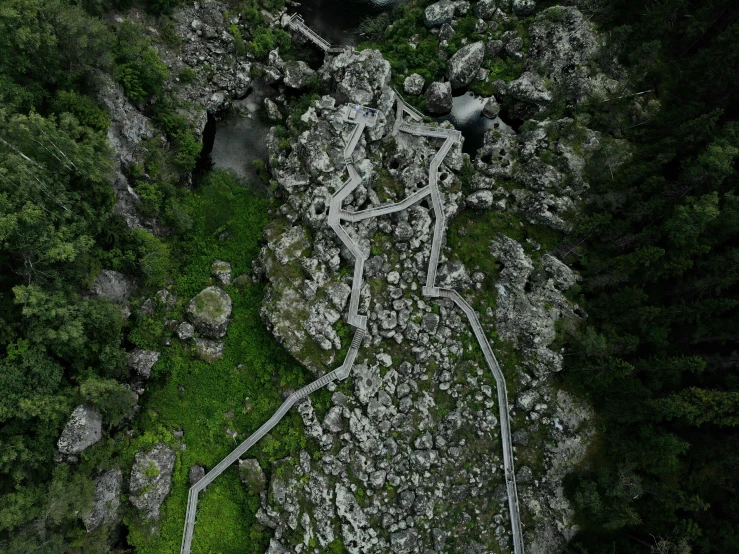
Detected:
left=423, top=0, right=456, bottom=27
left=239, top=458, right=267, bottom=493
left=264, top=97, right=282, bottom=121
left=283, top=60, right=316, bottom=89
left=505, top=71, right=552, bottom=104
left=177, top=321, right=195, bottom=340
left=189, top=464, right=205, bottom=485
left=321, top=49, right=391, bottom=106
left=211, top=260, right=232, bottom=286
left=92, top=269, right=137, bottom=304
left=475, top=0, right=497, bottom=19
left=446, top=42, right=485, bottom=89
left=187, top=286, right=232, bottom=338
left=403, top=73, right=425, bottom=96
left=129, top=443, right=176, bottom=519
left=83, top=469, right=122, bottom=532
left=424, top=81, right=453, bottom=114
left=482, top=95, right=500, bottom=118
left=466, top=189, right=495, bottom=209
left=127, top=349, right=160, bottom=378
left=58, top=405, right=102, bottom=455
left=193, top=338, right=224, bottom=363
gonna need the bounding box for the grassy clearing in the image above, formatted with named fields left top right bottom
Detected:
left=123, top=170, right=315, bottom=553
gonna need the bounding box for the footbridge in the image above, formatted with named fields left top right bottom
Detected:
left=287, top=14, right=347, bottom=54
left=181, top=30, right=525, bottom=554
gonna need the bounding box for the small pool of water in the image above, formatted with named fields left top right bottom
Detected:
left=295, top=0, right=398, bottom=45
left=436, top=91, right=513, bottom=155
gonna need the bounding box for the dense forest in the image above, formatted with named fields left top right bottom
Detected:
left=0, top=0, right=738, bottom=552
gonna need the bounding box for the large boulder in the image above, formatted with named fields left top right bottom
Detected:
left=129, top=443, right=176, bottom=519
left=239, top=458, right=267, bottom=493
left=482, top=96, right=501, bottom=118
left=186, top=286, right=232, bottom=338
left=283, top=61, right=316, bottom=89
left=403, top=73, right=425, bottom=96
left=505, top=71, right=552, bottom=104
left=83, top=469, right=122, bottom=532
left=127, top=349, right=160, bottom=378
left=58, top=405, right=103, bottom=455
left=446, top=42, right=485, bottom=89
left=424, top=0, right=456, bottom=27
left=475, top=0, right=497, bottom=19
left=321, top=49, right=391, bottom=106
left=92, top=270, right=136, bottom=304
left=424, top=81, right=453, bottom=114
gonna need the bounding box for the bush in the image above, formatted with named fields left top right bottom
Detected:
left=53, top=91, right=110, bottom=131
left=113, top=21, right=169, bottom=103
left=178, top=66, right=196, bottom=83
left=249, top=28, right=291, bottom=59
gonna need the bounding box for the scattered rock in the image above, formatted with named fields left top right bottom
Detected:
left=424, top=81, right=453, bottom=114
left=187, top=286, right=232, bottom=339
left=193, top=338, right=224, bottom=363
left=424, top=0, right=456, bottom=27
left=177, top=321, right=195, bottom=340
left=129, top=444, right=176, bottom=519
left=127, top=349, right=160, bottom=378
left=58, top=405, right=102, bottom=455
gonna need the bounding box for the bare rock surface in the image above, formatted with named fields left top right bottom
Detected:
left=58, top=405, right=103, bottom=455
left=129, top=443, right=176, bottom=519
left=83, top=469, right=122, bottom=532
left=187, top=286, right=232, bottom=338
left=127, top=349, right=160, bottom=378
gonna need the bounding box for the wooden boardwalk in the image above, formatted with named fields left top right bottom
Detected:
left=180, top=24, right=525, bottom=553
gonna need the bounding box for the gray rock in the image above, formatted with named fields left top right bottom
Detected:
left=211, top=260, right=232, bottom=286
left=283, top=61, right=316, bottom=89
left=404, top=73, right=425, bottom=96
left=58, top=405, right=102, bottom=455
left=322, top=406, right=344, bottom=433
left=475, top=0, right=497, bottom=19
left=127, top=349, right=160, bottom=378
left=189, top=464, right=205, bottom=485
left=466, top=189, right=495, bottom=209
left=187, top=286, right=232, bottom=338
left=424, top=0, right=456, bottom=27
left=239, top=458, right=267, bottom=493
left=486, top=39, right=504, bottom=58
left=391, top=528, right=420, bottom=553
left=177, top=321, right=195, bottom=340
left=92, top=270, right=136, bottom=304
left=82, top=469, right=122, bottom=532
left=421, top=313, right=440, bottom=333
left=516, top=465, right=533, bottom=483
left=322, top=49, right=391, bottom=106
left=193, top=338, right=224, bottom=363
left=424, top=81, right=453, bottom=114
left=517, top=389, right=540, bottom=411
left=512, top=0, right=536, bottom=16
left=129, top=443, right=176, bottom=519
left=447, top=42, right=485, bottom=89
left=264, top=98, right=282, bottom=121
left=482, top=96, right=500, bottom=118
left=506, top=71, right=552, bottom=104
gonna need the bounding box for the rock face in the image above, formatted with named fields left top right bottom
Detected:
left=127, top=349, right=160, bottom=378
left=58, top=405, right=103, bottom=455
left=129, top=443, right=176, bottom=519
left=283, top=61, right=316, bottom=89
left=187, top=286, right=232, bottom=338
left=446, top=42, right=485, bottom=89
left=193, top=338, right=224, bottom=363
left=83, top=470, right=122, bottom=532
left=424, top=0, right=456, bottom=27
left=239, top=458, right=267, bottom=493
left=403, top=73, right=425, bottom=96
left=424, top=81, right=453, bottom=114
left=92, top=270, right=136, bottom=304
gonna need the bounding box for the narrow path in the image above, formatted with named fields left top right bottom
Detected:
left=181, top=21, right=525, bottom=554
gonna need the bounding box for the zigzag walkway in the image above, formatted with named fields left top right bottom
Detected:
left=181, top=28, right=524, bottom=551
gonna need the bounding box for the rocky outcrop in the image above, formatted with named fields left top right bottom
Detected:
left=446, top=42, right=485, bottom=89
left=504, top=71, right=552, bottom=105
left=283, top=61, right=316, bottom=89
left=129, top=443, right=176, bottom=519
left=127, top=349, right=160, bottom=378
left=239, top=458, right=267, bottom=493
left=58, top=405, right=103, bottom=456
left=423, top=0, right=456, bottom=27
left=320, top=49, right=391, bottom=106
left=482, top=96, right=500, bottom=118
left=92, top=270, right=137, bottom=305
left=512, top=0, right=536, bottom=16
left=424, top=81, right=453, bottom=114
left=186, top=286, right=232, bottom=338
left=83, top=470, right=122, bottom=532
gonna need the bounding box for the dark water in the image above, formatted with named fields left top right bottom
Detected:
left=207, top=88, right=272, bottom=188
left=295, top=0, right=397, bottom=45
left=436, top=91, right=513, bottom=155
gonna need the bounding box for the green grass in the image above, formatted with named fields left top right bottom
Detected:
left=125, top=170, right=314, bottom=553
